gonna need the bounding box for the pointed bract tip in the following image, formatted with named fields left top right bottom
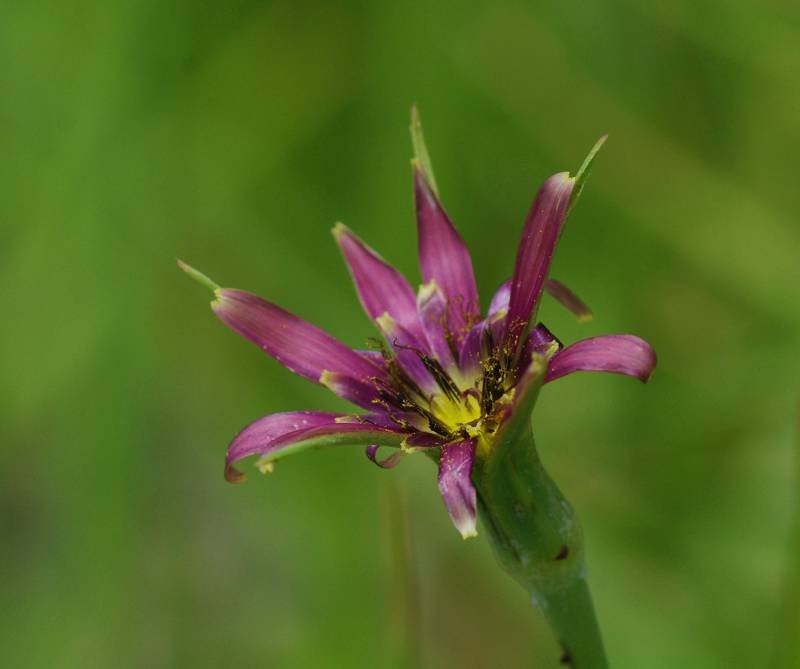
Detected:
left=567, top=135, right=607, bottom=214
left=177, top=259, right=221, bottom=293
left=593, top=133, right=608, bottom=151
left=409, top=106, right=439, bottom=196
left=224, top=462, right=247, bottom=484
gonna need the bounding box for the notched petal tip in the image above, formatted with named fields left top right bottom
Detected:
left=460, top=527, right=478, bottom=540
left=177, top=259, right=221, bottom=293
left=437, top=440, right=478, bottom=540
left=417, top=278, right=439, bottom=301
left=224, top=462, right=247, bottom=484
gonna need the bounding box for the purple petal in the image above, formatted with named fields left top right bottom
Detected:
left=458, top=315, right=507, bottom=380
left=365, top=444, right=405, bottom=469
left=414, top=167, right=479, bottom=333
left=417, top=281, right=456, bottom=369
left=505, top=173, right=574, bottom=355
left=358, top=410, right=424, bottom=431
left=227, top=411, right=343, bottom=465
left=319, top=371, right=385, bottom=411
left=458, top=279, right=514, bottom=376
left=458, top=280, right=513, bottom=377
left=545, top=335, right=657, bottom=384
left=458, top=320, right=484, bottom=377
left=488, top=279, right=512, bottom=318
left=334, top=224, right=427, bottom=345
left=404, top=432, right=444, bottom=449
left=355, top=349, right=387, bottom=369
left=376, top=313, right=437, bottom=394
left=545, top=279, right=593, bottom=321
left=518, top=323, right=562, bottom=367
left=214, top=289, right=385, bottom=410
left=437, top=439, right=478, bottom=539
left=225, top=412, right=407, bottom=479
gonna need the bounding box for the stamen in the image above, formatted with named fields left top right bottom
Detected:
left=424, top=413, right=452, bottom=437
left=480, top=354, right=505, bottom=417
left=391, top=339, right=461, bottom=402
left=419, top=355, right=461, bottom=402
left=373, top=341, right=430, bottom=406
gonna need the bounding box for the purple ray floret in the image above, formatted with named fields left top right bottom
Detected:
left=180, top=110, right=656, bottom=539
left=213, top=289, right=385, bottom=409
left=506, top=173, right=574, bottom=357
left=414, top=167, right=480, bottom=336
left=545, top=335, right=657, bottom=383
left=438, top=439, right=478, bottom=538
left=334, top=223, right=427, bottom=346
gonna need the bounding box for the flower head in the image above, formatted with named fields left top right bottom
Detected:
left=180, top=109, right=656, bottom=539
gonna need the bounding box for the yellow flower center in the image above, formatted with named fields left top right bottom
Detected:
left=429, top=391, right=482, bottom=436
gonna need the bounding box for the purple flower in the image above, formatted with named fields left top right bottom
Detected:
left=179, top=111, right=656, bottom=539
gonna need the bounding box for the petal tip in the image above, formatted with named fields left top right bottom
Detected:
left=375, top=311, right=396, bottom=331
left=224, top=462, right=247, bottom=484
left=459, top=525, right=478, bottom=540
left=640, top=362, right=657, bottom=384
left=318, top=369, right=335, bottom=387
left=256, top=459, right=276, bottom=475
left=417, top=279, right=439, bottom=301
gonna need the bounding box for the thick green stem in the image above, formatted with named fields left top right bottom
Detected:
left=476, top=426, right=609, bottom=668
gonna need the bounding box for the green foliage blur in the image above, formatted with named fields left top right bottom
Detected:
left=2, top=1, right=799, bottom=667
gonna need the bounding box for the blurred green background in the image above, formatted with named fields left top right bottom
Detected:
left=2, top=1, right=799, bottom=667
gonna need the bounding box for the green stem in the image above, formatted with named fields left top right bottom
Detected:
left=476, top=426, right=609, bottom=668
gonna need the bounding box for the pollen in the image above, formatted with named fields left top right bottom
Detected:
left=429, top=391, right=482, bottom=435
